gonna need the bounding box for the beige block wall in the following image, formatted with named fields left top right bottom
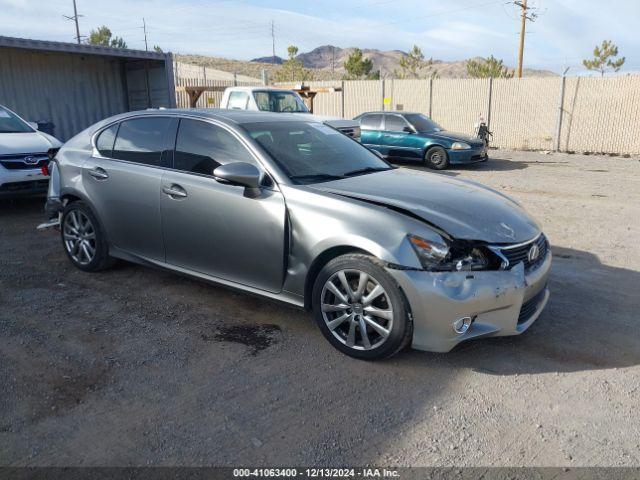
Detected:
left=384, top=79, right=430, bottom=114
left=174, top=61, right=260, bottom=109
left=343, top=80, right=383, bottom=118
left=182, top=69, right=640, bottom=155
left=560, top=76, right=640, bottom=154
left=300, top=81, right=343, bottom=117
left=490, top=77, right=559, bottom=151
left=431, top=78, right=489, bottom=136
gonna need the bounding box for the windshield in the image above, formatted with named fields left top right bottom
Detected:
left=243, top=121, right=392, bottom=184
left=253, top=91, right=310, bottom=113
left=404, top=113, right=442, bottom=133
left=0, top=106, right=34, bottom=133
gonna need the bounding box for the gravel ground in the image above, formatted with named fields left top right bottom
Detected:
left=1, top=149, right=639, bottom=467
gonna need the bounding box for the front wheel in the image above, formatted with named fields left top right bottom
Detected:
left=312, top=254, right=412, bottom=360
left=425, top=146, right=449, bottom=170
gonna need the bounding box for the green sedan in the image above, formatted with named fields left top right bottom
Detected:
left=354, top=112, right=488, bottom=170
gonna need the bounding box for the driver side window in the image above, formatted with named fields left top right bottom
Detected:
left=384, top=114, right=410, bottom=132
left=174, top=119, right=256, bottom=176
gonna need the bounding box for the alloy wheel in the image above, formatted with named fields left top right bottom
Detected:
left=63, top=210, right=97, bottom=265
left=430, top=151, right=445, bottom=166
left=320, top=269, right=394, bottom=351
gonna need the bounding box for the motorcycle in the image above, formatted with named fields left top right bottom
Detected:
left=474, top=116, right=493, bottom=148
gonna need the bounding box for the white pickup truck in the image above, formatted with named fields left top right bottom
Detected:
left=219, top=86, right=360, bottom=142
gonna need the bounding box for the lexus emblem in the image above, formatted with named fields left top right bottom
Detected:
left=527, top=243, right=540, bottom=263
left=24, top=156, right=38, bottom=165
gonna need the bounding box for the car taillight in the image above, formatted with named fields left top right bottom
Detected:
left=41, top=162, right=50, bottom=176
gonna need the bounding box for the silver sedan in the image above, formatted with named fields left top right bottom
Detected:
left=46, top=109, right=551, bottom=360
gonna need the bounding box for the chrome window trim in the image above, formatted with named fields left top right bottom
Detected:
left=90, top=114, right=172, bottom=165
left=90, top=113, right=286, bottom=190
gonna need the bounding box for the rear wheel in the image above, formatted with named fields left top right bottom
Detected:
left=425, top=146, right=449, bottom=170
left=61, top=201, right=114, bottom=272
left=312, top=254, right=412, bottom=360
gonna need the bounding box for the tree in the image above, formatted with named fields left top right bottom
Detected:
left=343, top=48, right=377, bottom=80
left=273, top=45, right=310, bottom=82
left=87, top=26, right=128, bottom=49
left=396, top=45, right=436, bottom=79
left=583, top=40, right=625, bottom=76
left=466, top=55, right=513, bottom=78
left=153, top=45, right=163, bottom=53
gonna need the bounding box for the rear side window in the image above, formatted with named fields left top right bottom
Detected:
left=174, top=119, right=256, bottom=175
left=95, top=124, right=118, bottom=157
left=112, top=117, right=171, bottom=166
left=360, top=114, right=383, bottom=130
left=384, top=114, right=409, bottom=132
left=228, top=91, right=249, bottom=109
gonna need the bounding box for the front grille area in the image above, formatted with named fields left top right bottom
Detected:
left=0, top=153, right=49, bottom=170
left=518, top=288, right=546, bottom=324
left=499, top=234, right=549, bottom=270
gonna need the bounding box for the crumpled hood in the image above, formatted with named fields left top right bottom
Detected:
left=0, top=132, right=61, bottom=155
left=311, top=168, right=540, bottom=243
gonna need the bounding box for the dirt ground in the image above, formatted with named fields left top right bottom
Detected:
left=1, top=150, right=639, bottom=467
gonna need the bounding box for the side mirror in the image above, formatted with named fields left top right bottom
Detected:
left=28, top=121, right=39, bottom=131
left=213, top=162, right=262, bottom=189
left=403, top=126, right=414, bottom=134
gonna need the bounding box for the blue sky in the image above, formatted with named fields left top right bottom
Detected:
left=1, top=0, right=638, bottom=74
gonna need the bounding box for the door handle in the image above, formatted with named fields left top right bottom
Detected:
left=88, top=167, right=109, bottom=179
left=162, top=184, right=188, bottom=198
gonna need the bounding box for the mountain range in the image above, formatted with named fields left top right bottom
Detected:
left=177, top=45, right=556, bottom=81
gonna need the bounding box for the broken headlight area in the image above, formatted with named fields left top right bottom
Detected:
left=408, top=234, right=502, bottom=272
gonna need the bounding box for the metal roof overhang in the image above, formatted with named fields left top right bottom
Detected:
left=0, top=35, right=169, bottom=61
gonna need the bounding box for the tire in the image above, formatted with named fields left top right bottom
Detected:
left=60, top=201, right=114, bottom=272
left=425, top=146, right=449, bottom=170
left=312, top=254, right=412, bottom=360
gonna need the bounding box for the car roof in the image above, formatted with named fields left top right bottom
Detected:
left=225, top=86, right=300, bottom=93
left=356, top=111, right=422, bottom=116
left=107, top=108, right=322, bottom=127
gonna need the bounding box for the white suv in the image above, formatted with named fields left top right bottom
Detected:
left=0, top=105, right=62, bottom=197
left=220, top=87, right=361, bottom=141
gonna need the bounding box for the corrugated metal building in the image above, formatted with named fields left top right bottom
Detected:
left=0, top=36, right=176, bottom=141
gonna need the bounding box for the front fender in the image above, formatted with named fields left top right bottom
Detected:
left=309, top=234, right=397, bottom=267
left=280, top=184, right=442, bottom=297
left=421, top=139, right=451, bottom=156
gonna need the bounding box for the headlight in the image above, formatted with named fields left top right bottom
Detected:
left=408, top=234, right=492, bottom=271
left=408, top=235, right=449, bottom=268
left=451, top=142, right=471, bottom=150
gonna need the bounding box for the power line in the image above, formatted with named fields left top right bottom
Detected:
left=62, top=0, right=83, bottom=44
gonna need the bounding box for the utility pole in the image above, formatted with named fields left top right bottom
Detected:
left=271, top=20, right=276, bottom=64
left=63, top=0, right=82, bottom=44
left=515, top=0, right=537, bottom=78
left=331, top=46, right=335, bottom=80
left=143, top=17, right=148, bottom=51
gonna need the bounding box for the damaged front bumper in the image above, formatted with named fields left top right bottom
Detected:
left=387, top=250, right=552, bottom=352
